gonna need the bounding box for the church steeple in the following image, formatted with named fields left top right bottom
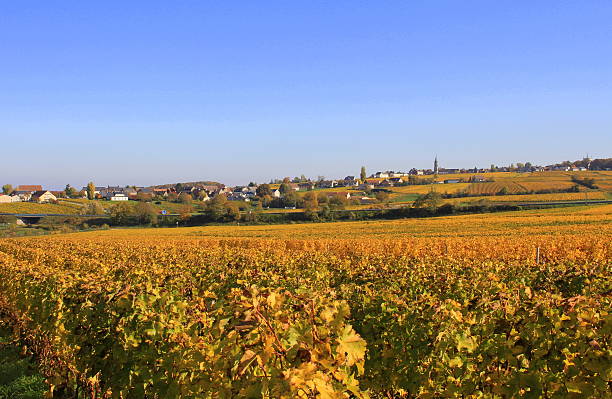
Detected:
left=434, top=156, right=439, bottom=174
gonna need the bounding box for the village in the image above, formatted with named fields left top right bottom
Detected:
left=1, top=157, right=605, bottom=207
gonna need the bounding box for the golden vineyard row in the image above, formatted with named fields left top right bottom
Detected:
left=0, top=223, right=610, bottom=398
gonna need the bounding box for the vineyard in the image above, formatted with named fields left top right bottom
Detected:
left=0, top=205, right=610, bottom=398
left=0, top=201, right=82, bottom=215
left=445, top=191, right=606, bottom=205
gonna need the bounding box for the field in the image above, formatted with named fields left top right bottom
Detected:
left=0, top=205, right=610, bottom=398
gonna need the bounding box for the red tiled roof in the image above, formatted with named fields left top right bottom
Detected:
left=16, top=185, right=42, bottom=191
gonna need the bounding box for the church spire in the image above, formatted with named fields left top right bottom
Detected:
left=434, top=156, right=439, bottom=174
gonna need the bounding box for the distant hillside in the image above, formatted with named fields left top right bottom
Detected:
left=148, top=181, right=223, bottom=189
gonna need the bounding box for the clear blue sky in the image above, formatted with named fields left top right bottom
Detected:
left=2, top=1, right=611, bottom=188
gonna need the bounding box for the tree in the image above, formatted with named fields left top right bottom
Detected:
left=283, top=190, right=300, bottom=207
left=197, top=191, right=209, bottom=201
left=413, top=191, right=442, bottom=211
left=134, top=202, right=158, bottom=225
left=86, top=182, right=96, bottom=200
left=80, top=201, right=105, bottom=215
left=178, top=204, right=193, bottom=221
left=375, top=191, right=390, bottom=203
left=303, top=191, right=318, bottom=212
left=328, top=195, right=347, bottom=210
left=136, top=192, right=153, bottom=202
left=256, top=184, right=272, bottom=197
left=110, top=202, right=134, bottom=225
left=206, top=194, right=229, bottom=221
left=279, top=183, right=292, bottom=195
left=2, top=184, right=13, bottom=195
left=360, top=166, right=367, bottom=182
left=178, top=193, right=193, bottom=204
left=226, top=202, right=241, bottom=221
left=65, top=184, right=77, bottom=198
left=175, top=183, right=184, bottom=192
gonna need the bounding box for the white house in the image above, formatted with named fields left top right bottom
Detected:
left=0, top=194, right=12, bottom=203
left=109, top=193, right=129, bottom=201
left=13, top=191, right=33, bottom=201
left=31, top=191, right=57, bottom=203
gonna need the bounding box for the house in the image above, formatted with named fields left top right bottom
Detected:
left=16, top=185, right=42, bottom=193
left=339, top=178, right=359, bottom=187
left=298, top=182, right=315, bottom=191
left=1, top=194, right=22, bottom=203
left=377, top=179, right=394, bottom=187
left=444, top=179, right=461, bottom=184
left=272, top=189, right=281, bottom=198
left=389, top=177, right=405, bottom=185
left=318, top=180, right=338, bottom=189
left=199, top=185, right=221, bottom=194
left=373, top=172, right=390, bottom=178
left=152, top=188, right=169, bottom=197
left=12, top=191, right=33, bottom=201
left=109, top=193, right=129, bottom=201
left=471, top=175, right=487, bottom=183
left=438, top=168, right=461, bottom=175
left=324, top=192, right=351, bottom=200
left=358, top=183, right=375, bottom=190
left=81, top=186, right=106, bottom=197
left=31, top=191, right=57, bottom=203
left=227, top=193, right=250, bottom=201
left=409, top=168, right=424, bottom=175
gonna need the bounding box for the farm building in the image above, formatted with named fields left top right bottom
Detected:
left=31, top=191, right=57, bottom=203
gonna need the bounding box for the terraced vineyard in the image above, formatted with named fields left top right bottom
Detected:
left=0, top=205, right=610, bottom=398
left=462, top=181, right=526, bottom=195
